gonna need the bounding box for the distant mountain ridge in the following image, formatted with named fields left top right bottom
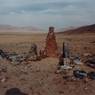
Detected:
left=0, top=25, right=43, bottom=33
left=59, top=24, right=95, bottom=35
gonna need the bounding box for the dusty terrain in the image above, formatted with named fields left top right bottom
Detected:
left=0, top=32, right=95, bottom=95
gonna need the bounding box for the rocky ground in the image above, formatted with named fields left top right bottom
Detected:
left=0, top=33, right=95, bottom=95
left=0, top=58, right=95, bottom=95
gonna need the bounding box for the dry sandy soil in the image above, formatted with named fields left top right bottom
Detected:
left=0, top=32, right=95, bottom=95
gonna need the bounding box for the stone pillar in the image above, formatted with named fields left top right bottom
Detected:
left=45, top=27, right=58, bottom=57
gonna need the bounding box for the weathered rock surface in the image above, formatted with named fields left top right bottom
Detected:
left=45, top=27, right=58, bottom=57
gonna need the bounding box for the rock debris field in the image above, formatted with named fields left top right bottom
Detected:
left=0, top=29, right=95, bottom=95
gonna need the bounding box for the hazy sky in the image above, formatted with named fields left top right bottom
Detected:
left=0, top=0, right=95, bottom=29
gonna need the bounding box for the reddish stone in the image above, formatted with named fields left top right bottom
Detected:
left=45, top=27, right=58, bottom=57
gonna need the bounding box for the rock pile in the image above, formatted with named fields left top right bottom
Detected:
left=45, top=27, right=58, bottom=57
left=8, top=53, right=25, bottom=65
left=57, top=42, right=95, bottom=81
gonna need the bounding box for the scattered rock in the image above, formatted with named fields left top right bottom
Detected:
left=60, top=64, right=72, bottom=70
left=83, top=53, right=92, bottom=57
left=73, top=58, right=83, bottom=65
left=85, top=57, right=95, bottom=68
left=88, top=72, right=95, bottom=80
left=9, top=54, right=24, bottom=65
left=0, top=76, right=8, bottom=83
left=0, top=49, right=9, bottom=60
left=73, top=70, right=87, bottom=79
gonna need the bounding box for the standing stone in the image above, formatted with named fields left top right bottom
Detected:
left=29, top=43, right=37, bottom=55
left=27, top=43, right=38, bottom=61
left=45, top=27, right=58, bottom=57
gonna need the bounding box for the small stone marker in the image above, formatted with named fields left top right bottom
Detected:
left=27, top=43, right=38, bottom=61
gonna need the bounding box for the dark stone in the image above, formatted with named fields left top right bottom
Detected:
left=73, top=70, right=87, bottom=79
left=85, top=58, right=95, bottom=68
left=0, top=49, right=9, bottom=60
left=88, top=72, right=95, bottom=80
left=5, top=88, right=27, bottom=95
left=58, top=54, right=64, bottom=66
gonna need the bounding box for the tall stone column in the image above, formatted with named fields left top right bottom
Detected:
left=45, top=27, right=58, bottom=57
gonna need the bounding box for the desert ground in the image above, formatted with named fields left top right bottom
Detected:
left=0, top=32, right=95, bottom=95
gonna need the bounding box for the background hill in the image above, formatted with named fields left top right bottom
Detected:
left=58, top=24, right=95, bottom=35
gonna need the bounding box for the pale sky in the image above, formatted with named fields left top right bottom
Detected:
left=0, top=0, right=95, bottom=29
